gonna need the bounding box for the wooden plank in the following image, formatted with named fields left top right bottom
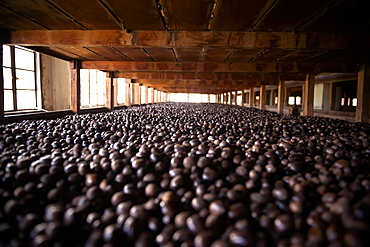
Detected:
left=279, top=50, right=328, bottom=62
left=0, top=5, right=46, bottom=30
left=114, top=47, right=151, bottom=61
left=210, top=0, right=273, bottom=30
left=225, top=49, right=263, bottom=63
left=161, top=0, right=214, bottom=30
left=48, top=0, right=121, bottom=30
left=0, top=0, right=84, bottom=30
left=144, top=48, right=177, bottom=62
left=10, top=30, right=370, bottom=51
left=356, top=64, right=370, bottom=123
left=70, top=60, right=81, bottom=113
left=252, top=49, right=295, bottom=63
left=203, top=48, right=233, bottom=62
left=105, top=72, right=114, bottom=110
left=254, top=0, right=338, bottom=31
left=29, top=46, right=85, bottom=60
left=80, top=61, right=358, bottom=73
left=102, top=0, right=164, bottom=30
left=303, top=74, right=315, bottom=116
left=174, top=48, right=202, bottom=62
left=88, top=46, right=130, bottom=61
left=298, top=0, right=367, bottom=33
left=68, top=46, right=108, bottom=60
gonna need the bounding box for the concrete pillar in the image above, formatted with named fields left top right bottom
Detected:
left=356, top=64, right=370, bottom=123
left=277, top=81, right=285, bottom=114
left=303, top=74, right=315, bottom=116
left=249, top=87, right=254, bottom=108
left=260, top=85, right=266, bottom=111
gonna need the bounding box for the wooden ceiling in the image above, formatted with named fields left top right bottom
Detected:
left=1, top=0, right=369, bottom=94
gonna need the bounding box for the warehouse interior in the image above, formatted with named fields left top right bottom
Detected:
left=1, top=0, right=370, bottom=246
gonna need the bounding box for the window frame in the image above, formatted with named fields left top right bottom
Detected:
left=2, top=45, right=39, bottom=112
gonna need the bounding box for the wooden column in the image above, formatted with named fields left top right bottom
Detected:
left=303, top=73, right=315, bottom=116
left=105, top=72, right=114, bottom=111
left=144, top=86, right=149, bottom=104
left=249, top=87, right=254, bottom=107
left=70, top=60, right=81, bottom=114
left=126, top=80, right=131, bottom=107
left=277, top=81, right=285, bottom=114
left=241, top=90, right=246, bottom=107
left=234, top=91, right=238, bottom=105
left=0, top=44, right=4, bottom=124
left=260, top=85, right=266, bottom=110
left=356, top=64, right=370, bottom=123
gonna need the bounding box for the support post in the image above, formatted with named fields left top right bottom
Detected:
left=356, top=64, right=370, bottom=123
left=260, top=85, right=266, bottom=111
left=70, top=60, right=81, bottom=114
left=303, top=73, right=315, bottom=116
left=126, top=80, right=131, bottom=107
left=145, top=86, right=149, bottom=104
left=249, top=87, right=254, bottom=108
left=277, top=81, right=285, bottom=114
left=105, top=72, right=114, bottom=111
left=0, top=44, right=4, bottom=124
left=241, top=90, right=246, bottom=107
left=234, top=91, right=238, bottom=105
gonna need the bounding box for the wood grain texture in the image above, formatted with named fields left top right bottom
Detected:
left=81, top=61, right=359, bottom=73
left=160, top=0, right=214, bottom=30
left=49, top=0, right=122, bottom=30
left=88, top=46, right=130, bottom=61
left=210, top=0, right=273, bottom=31
left=0, top=5, right=46, bottom=30
left=114, top=47, right=151, bottom=61
left=70, top=60, right=81, bottom=113
left=103, top=0, right=164, bottom=30
left=0, top=0, right=83, bottom=30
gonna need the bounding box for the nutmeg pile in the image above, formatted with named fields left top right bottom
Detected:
left=1, top=103, right=370, bottom=247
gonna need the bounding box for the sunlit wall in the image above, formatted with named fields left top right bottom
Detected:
left=169, top=93, right=217, bottom=103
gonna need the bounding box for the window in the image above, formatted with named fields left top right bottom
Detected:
left=80, top=69, right=106, bottom=108
left=2, top=45, right=39, bottom=111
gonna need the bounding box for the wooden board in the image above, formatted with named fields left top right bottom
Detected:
left=279, top=50, right=328, bottom=62
left=252, top=49, right=295, bottom=63
left=113, top=47, right=152, bottom=61
left=210, top=0, right=273, bottom=30
left=225, top=49, right=263, bottom=63
left=145, top=48, right=177, bottom=62
left=48, top=0, right=122, bottom=30
left=203, top=48, right=233, bottom=62
left=0, top=0, right=83, bottom=30
left=0, top=5, right=46, bottom=30
left=174, top=48, right=202, bottom=62
left=253, top=0, right=338, bottom=31
left=103, top=0, right=164, bottom=30
left=88, top=46, right=130, bottom=61
left=298, top=0, right=367, bottom=33
left=67, top=46, right=108, bottom=60
left=160, top=0, right=214, bottom=30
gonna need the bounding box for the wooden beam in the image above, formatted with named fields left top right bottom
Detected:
left=105, top=72, right=114, bottom=111
left=356, top=64, right=370, bottom=123
left=70, top=60, right=81, bottom=113
left=260, top=85, right=266, bottom=111
left=113, top=71, right=306, bottom=81
left=82, top=61, right=358, bottom=74
left=277, top=80, right=285, bottom=114
left=9, top=30, right=370, bottom=50
left=303, top=74, right=315, bottom=116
